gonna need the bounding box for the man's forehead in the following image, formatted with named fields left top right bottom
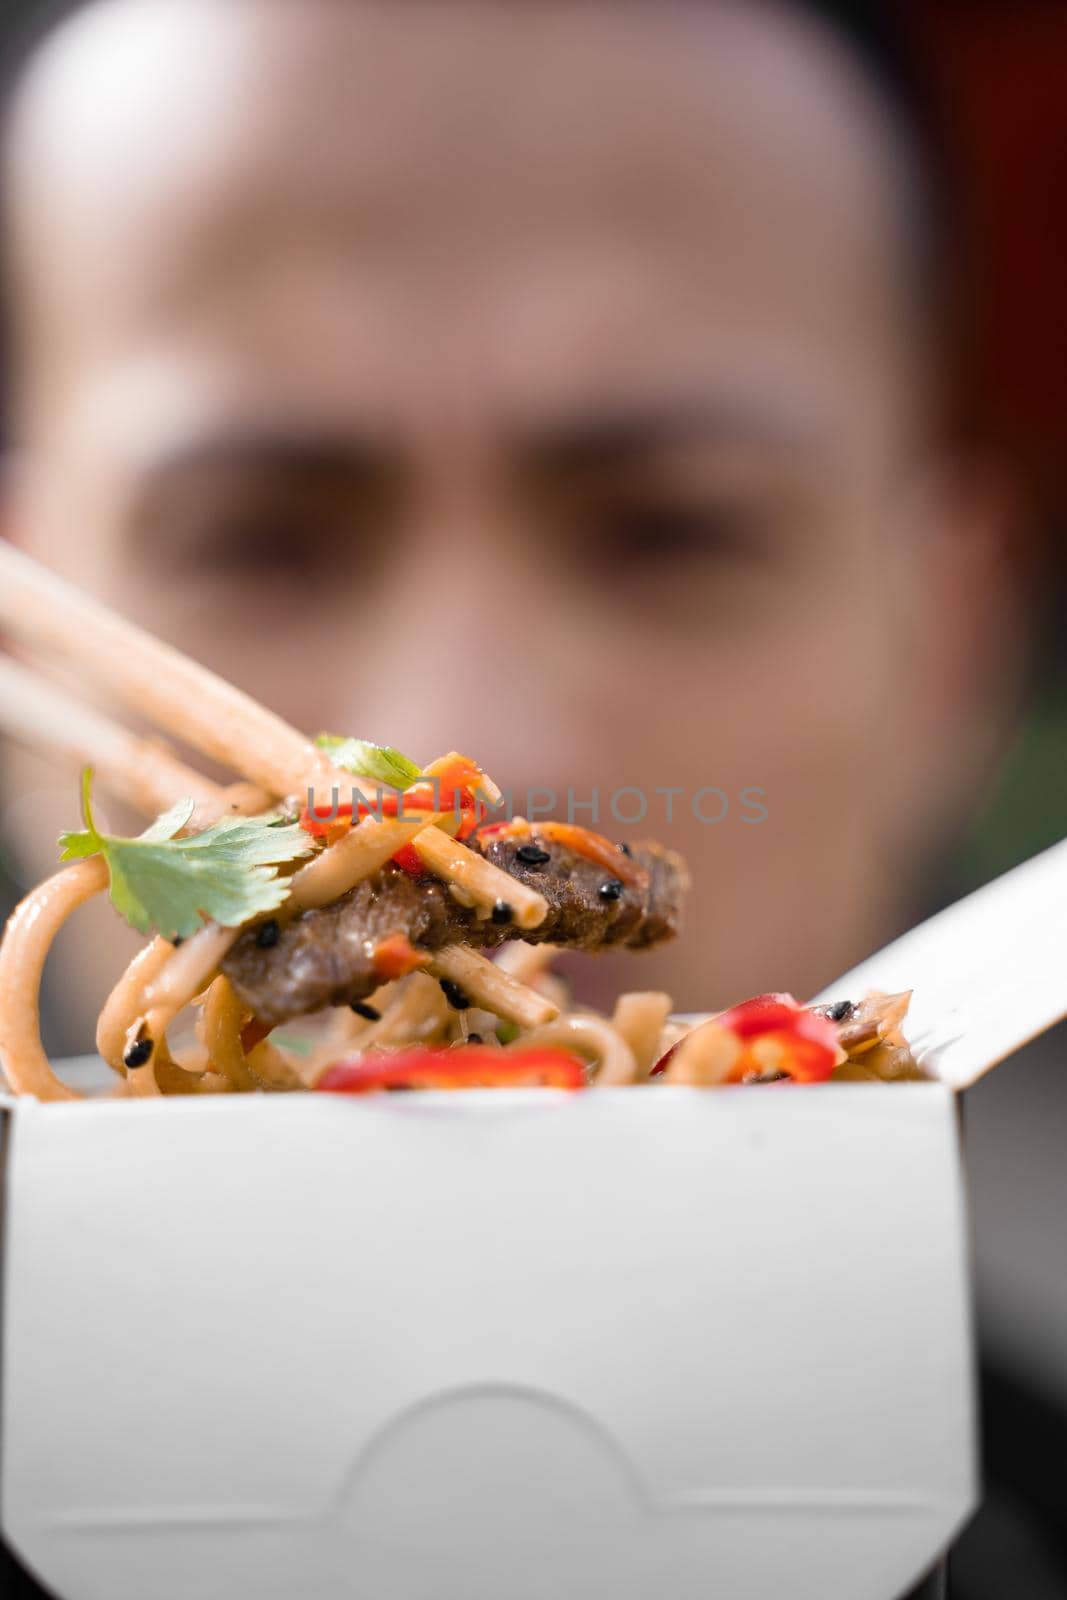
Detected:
left=4, top=0, right=916, bottom=412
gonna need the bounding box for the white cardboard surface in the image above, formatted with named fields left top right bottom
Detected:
left=2, top=1086, right=976, bottom=1600
left=810, top=835, right=1067, bottom=1089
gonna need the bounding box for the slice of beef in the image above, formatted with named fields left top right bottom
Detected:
left=222, top=834, right=689, bottom=1025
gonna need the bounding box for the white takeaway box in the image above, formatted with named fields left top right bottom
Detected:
left=0, top=1076, right=974, bottom=1600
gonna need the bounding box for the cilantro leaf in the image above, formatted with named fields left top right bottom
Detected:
left=58, top=769, right=314, bottom=939
left=315, top=734, right=421, bottom=791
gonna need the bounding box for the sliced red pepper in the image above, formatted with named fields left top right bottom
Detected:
left=300, top=800, right=356, bottom=840
left=301, top=753, right=487, bottom=871
left=239, top=1018, right=272, bottom=1054
left=535, top=822, right=649, bottom=890
left=650, top=992, right=838, bottom=1084
left=475, top=819, right=649, bottom=894
left=476, top=818, right=533, bottom=842
left=711, top=992, right=798, bottom=1037
left=372, top=935, right=430, bottom=982
left=316, top=1044, right=587, bottom=1093
left=390, top=776, right=480, bottom=872
left=741, top=1027, right=837, bottom=1083
left=388, top=842, right=427, bottom=874
left=649, top=1039, right=679, bottom=1078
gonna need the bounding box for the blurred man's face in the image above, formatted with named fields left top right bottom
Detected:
left=2, top=0, right=1011, bottom=1016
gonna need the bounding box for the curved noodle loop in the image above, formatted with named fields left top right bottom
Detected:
left=0, top=860, right=107, bottom=1101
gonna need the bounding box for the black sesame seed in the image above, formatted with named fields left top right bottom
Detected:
left=439, top=978, right=472, bottom=1011
left=171, top=935, right=184, bottom=948
left=467, top=1033, right=483, bottom=1044
left=618, top=841, right=633, bottom=856
left=516, top=843, right=551, bottom=867
left=256, top=919, right=280, bottom=948
left=598, top=879, right=624, bottom=902
left=491, top=899, right=514, bottom=925
left=123, top=1038, right=154, bottom=1069
left=351, top=1001, right=381, bottom=1021
left=825, top=999, right=854, bottom=1023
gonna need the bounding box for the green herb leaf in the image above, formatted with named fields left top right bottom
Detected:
left=58, top=769, right=314, bottom=939
left=315, top=735, right=422, bottom=790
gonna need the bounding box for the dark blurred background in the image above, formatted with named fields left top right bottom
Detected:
left=0, top=2, right=1065, bottom=1596
left=875, top=15, right=1067, bottom=1589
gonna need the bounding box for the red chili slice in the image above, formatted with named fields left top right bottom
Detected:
left=535, top=822, right=649, bottom=890
left=649, top=1039, right=679, bottom=1079
left=302, top=754, right=486, bottom=870
left=316, top=1044, right=587, bottom=1093
left=650, top=993, right=838, bottom=1084
left=714, top=993, right=805, bottom=1037
left=372, top=935, right=430, bottom=982
left=239, top=1018, right=272, bottom=1054
left=742, top=1027, right=837, bottom=1084
left=476, top=819, right=531, bottom=842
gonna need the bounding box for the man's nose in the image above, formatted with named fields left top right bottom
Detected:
left=330, top=480, right=528, bottom=760
left=327, top=482, right=593, bottom=776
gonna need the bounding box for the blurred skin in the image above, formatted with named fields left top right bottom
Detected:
left=0, top=0, right=1022, bottom=1037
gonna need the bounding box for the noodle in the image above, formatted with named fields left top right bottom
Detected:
left=347, top=972, right=451, bottom=1051
left=137, top=923, right=242, bottom=1050
left=245, top=1039, right=310, bottom=1091
left=96, top=937, right=176, bottom=1074
left=493, top=942, right=559, bottom=986
left=0, top=859, right=107, bottom=1100
left=287, top=813, right=447, bottom=911
left=664, top=1022, right=742, bottom=1086
left=609, top=992, right=673, bottom=1077
left=150, top=1038, right=226, bottom=1096
left=199, top=976, right=260, bottom=1092
left=197, top=975, right=308, bottom=1091
left=410, top=829, right=548, bottom=930
left=429, top=945, right=559, bottom=1030
left=123, top=1060, right=163, bottom=1097
left=511, top=1015, right=639, bottom=1086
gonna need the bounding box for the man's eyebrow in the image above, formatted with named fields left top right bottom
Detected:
left=520, top=395, right=829, bottom=475
left=130, top=429, right=400, bottom=493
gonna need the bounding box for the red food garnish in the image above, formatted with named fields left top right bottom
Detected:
left=476, top=819, right=533, bottom=842
left=300, top=802, right=358, bottom=848
left=535, top=822, right=649, bottom=890
left=650, top=993, right=838, bottom=1084
left=649, top=1039, right=679, bottom=1078
left=372, top=935, right=430, bottom=982
left=714, top=993, right=809, bottom=1038
left=316, top=1044, right=587, bottom=1094
left=239, top=1018, right=272, bottom=1054
left=301, top=754, right=487, bottom=872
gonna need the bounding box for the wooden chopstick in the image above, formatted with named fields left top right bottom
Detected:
left=0, top=552, right=558, bottom=1036
left=0, top=542, right=339, bottom=802
left=0, top=652, right=252, bottom=821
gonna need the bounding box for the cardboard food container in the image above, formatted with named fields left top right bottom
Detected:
left=0, top=1064, right=974, bottom=1600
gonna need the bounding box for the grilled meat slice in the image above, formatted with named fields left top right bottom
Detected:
left=222, top=834, right=688, bottom=1025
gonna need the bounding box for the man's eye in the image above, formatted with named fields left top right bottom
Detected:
left=146, top=499, right=362, bottom=586
left=581, top=502, right=763, bottom=569
left=195, top=515, right=330, bottom=576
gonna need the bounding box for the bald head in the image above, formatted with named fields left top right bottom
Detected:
left=3, top=0, right=930, bottom=432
